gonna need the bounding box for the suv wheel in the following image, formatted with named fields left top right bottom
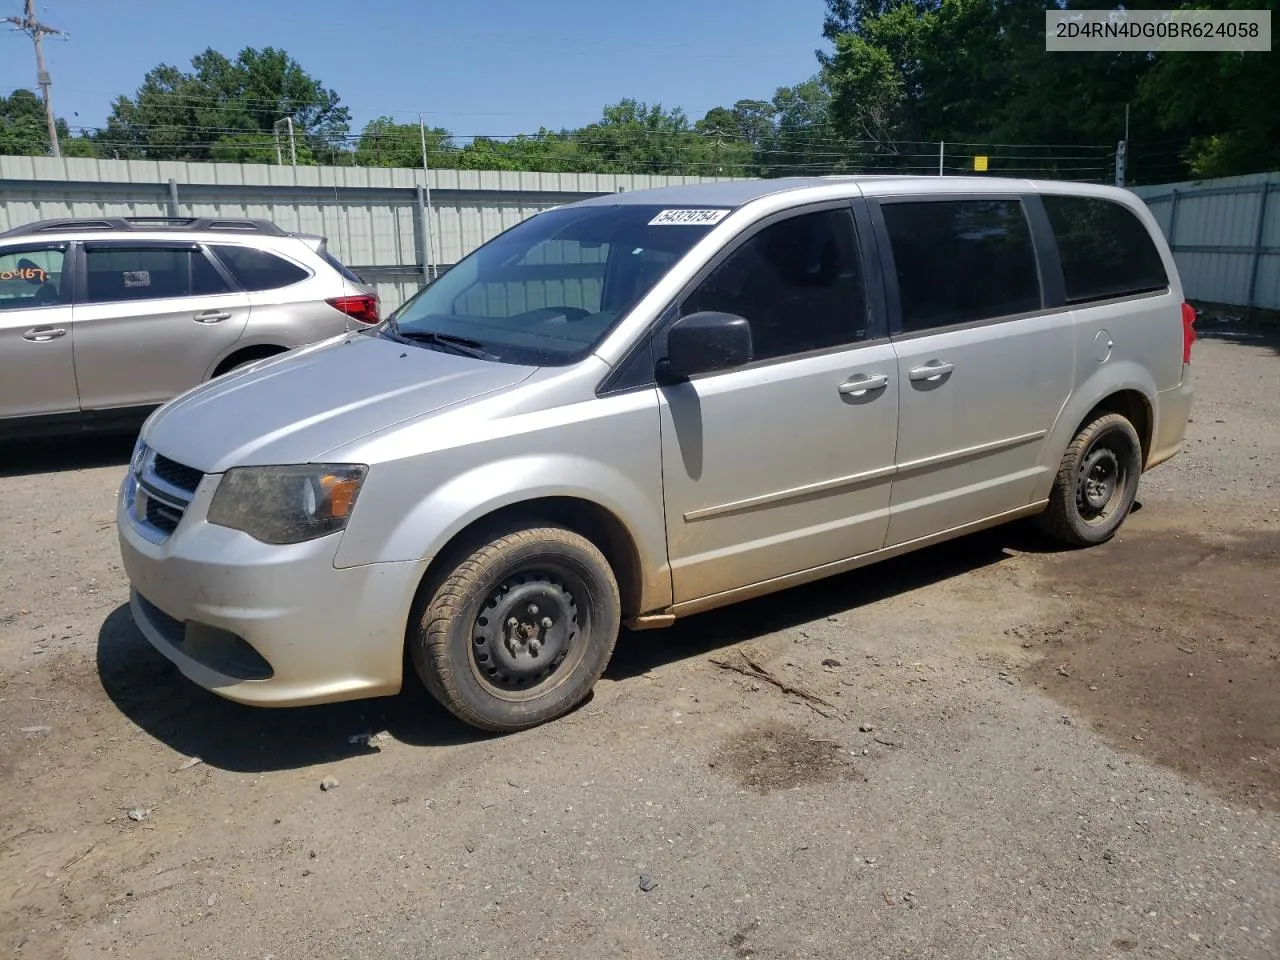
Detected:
left=1039, top=412, right=1142, bottom=547
left=410, top=524, right=621, bottom=732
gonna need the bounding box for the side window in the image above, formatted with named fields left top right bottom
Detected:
left=1042, top=195, right=1169, bottom=303
left=0, top=245, right=68, bottom=310
left=679, top=208, right=867, bottom=361
left=210, top=245, right=310, bottom=291
left=84, top=246, right=212, bottom=303
left=882, top=199, right=1041, bottom=332
left=192, top=249, right=232, bottom=295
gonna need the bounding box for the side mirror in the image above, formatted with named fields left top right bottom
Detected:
left=659, top=311, right=754, bottom=381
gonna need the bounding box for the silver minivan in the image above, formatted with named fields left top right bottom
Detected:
left=116, top=176, right=1196, bottom=731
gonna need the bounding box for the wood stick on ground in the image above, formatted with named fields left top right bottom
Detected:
left=709, top=649, right=838, bottom=718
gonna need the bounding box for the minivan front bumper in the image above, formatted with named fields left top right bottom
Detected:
left=117, top=473, right=428, bottom=707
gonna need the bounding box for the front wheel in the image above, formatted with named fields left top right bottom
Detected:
left=410, top=524, right=621, bottom=732
left=1038, top=412, right=1142, bottom=547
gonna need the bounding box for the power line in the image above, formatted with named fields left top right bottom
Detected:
left=4, top=0, right=64, bottom=158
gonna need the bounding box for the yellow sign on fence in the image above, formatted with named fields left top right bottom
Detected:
left=973, top=155, right=989, bottom=172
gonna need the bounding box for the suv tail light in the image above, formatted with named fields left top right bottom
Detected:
left=327, top=294, right=380, bottom=325
left=1181, top=302, right=1197, bottom=364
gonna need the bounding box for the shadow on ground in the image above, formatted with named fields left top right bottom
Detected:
left=1196, top=321, right=1280, bottom=356
left=97, top=519, right=1063, bottom=773
left=606, top=520, right=1057, bottom=681
left=0, top=431, right=137, bottom=478
left=96, top=604, right=480, bottom=774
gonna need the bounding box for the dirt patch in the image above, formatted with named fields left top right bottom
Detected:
left=711, top=720, right=862, bottom=792
left=1026, top=528, right=1280, bottom=811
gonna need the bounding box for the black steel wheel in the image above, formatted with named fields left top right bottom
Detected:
left=1039, top=413, right=1142, bottom=547
left=410, top=524, right=620, bottom=731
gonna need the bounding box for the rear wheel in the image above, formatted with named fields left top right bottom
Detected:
left=410, top=524, right=620, bottom=732
left=1038, top=412, right=1142, bottom=547
left=212, top=347, right=286, bottom=378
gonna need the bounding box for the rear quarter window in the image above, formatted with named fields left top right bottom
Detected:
left=1042, top=195, right=1168, bottom=304
left=321, top=250, right=366, bottom=286
left=210, top=245, right=311, bottom=291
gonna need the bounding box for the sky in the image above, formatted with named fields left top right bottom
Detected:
left=2, top=0, right=830, bottom=138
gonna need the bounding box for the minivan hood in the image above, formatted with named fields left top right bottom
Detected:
left=142, top=334, right=537, bottom=473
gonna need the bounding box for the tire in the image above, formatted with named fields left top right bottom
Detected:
left=1038, top=412, right=1142, bottom=547
left=410, top=524, right=621, bottom=732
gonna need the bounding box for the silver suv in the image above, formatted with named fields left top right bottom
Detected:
left=116, top=177, right=1195, bottom=732
left=0, top=216, right=377, bottom=438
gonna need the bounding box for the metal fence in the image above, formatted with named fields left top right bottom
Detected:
left=4, top=157, right=1276, bottom=313
left=0, top=156, right=740, bottom=311
left=1131, top=172, right=1280, bottom=312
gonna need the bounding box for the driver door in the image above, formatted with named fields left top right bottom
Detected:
left=655, top=205, right=899, bottom=605
left=0, top=242, right=79, bottom=421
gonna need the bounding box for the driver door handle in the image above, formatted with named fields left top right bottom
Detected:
left=908, top=360, right=955, bottom=382
left=193, top=310, right=232, bottom=324
left=838, top=373, right=890, bottom=396
left=23, top=326, right=67, bottom=342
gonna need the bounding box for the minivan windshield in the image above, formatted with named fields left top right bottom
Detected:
left=386, top=204, right=726, bottom=365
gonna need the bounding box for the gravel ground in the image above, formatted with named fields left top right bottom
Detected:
left=1, top=327, right=1277, bottom=960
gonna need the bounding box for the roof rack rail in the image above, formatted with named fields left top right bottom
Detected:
left=0, top=216, right=287, bottom=239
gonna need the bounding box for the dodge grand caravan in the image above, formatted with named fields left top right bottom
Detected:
left=116, top=176, right=1195, bottom=732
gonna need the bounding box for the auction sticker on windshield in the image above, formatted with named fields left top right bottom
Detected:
left=649, top=209, right=731, bottom=226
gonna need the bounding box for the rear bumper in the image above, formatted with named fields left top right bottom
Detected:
left=1147, top=364, right=1194, bottom=470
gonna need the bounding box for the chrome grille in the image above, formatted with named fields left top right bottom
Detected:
left=145, top=496, right=184, bottom=534
left=125, top=444, right=204, bottom=543
left=152, top=454, right=203, bottom=494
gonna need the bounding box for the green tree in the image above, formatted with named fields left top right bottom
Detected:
left=354, top=117, right=454, bottom=167
left=1138, top=0, right=1280, bottom=178
left=0, top=89, right=49, bottom=155
left=0, top=88, right=93, bottom=158
left=760, top=78, right=839, bottom=176
left=572, top=99, right=701, bottom=174
left=100, top=47, right=349, bottom=162
left=457, top=131, right=583, bottom=172
left=825, top=32, right=908, bottom=149
left=730, top=100, right=777, bottom=154
left=693, top=108, right=755, bottom=176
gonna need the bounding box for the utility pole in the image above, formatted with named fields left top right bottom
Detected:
left=1115, top=104, right=1130, bottom=188
left=419, top=114, right=436, bottom=282
left=272, top=117, right=297, bottom=166
left=5, top=0, right=63, bottom=158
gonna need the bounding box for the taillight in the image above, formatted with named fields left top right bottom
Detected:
left=1181, top=302, right=1197, bottom=364
left=327, top=294, right=380, bottom=325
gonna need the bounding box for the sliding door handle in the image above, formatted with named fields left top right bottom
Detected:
left=908, top=361, right=955, bottom=382
left=838, top=373, right=890, bottom=396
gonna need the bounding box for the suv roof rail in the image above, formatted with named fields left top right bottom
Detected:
left=0, top=216, right=288, bottom=239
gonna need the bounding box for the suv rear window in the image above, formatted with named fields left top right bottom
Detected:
left=1042, top=195, right=1169, bottom=304
left=882, top=199, right=1041, bottom=332
left=210, top=245, right=310, bottom=291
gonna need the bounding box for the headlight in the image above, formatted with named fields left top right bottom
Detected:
left=207, top=464, right=368, bottom=545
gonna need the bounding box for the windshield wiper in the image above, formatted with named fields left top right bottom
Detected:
left=390, top=323, right=495, bottom=360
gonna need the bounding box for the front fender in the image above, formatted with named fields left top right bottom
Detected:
left=332, top=391, right=672, bottom=612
